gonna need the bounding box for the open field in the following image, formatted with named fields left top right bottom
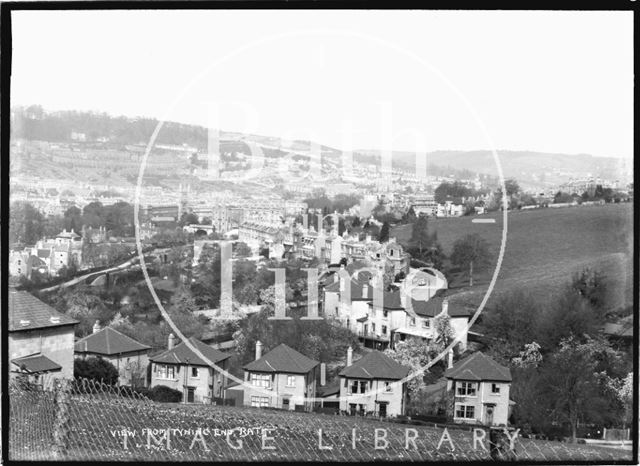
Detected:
left=392, top=204, right=634, bottom=311
left=10, top=385, right=633, bottom=462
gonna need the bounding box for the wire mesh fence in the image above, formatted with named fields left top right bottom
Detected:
left=7, top=375, right=633, bottom=462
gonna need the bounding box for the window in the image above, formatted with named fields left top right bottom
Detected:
left=17, top=260, right=21, bottom=265
left=157, top=364, right=175, bottom=379
left=457, top=382, right=477, bottom=397
left=491, top=383, right=500, bottom=394
left=191, top=367, right=199, bottom=378
left=359, top=381, right=367, bottom=393
left=422, top=319, right=430, bottom=328
left=455, top=405, right=476, bottom=419
left=382, top=325, right=387, bottom=335
left=409, top=317, right=416, bottom=326
left=251, top=396, right=269, bottom=408
left=384, top=381, right=393, bottom=392
left=383, top=310, right=388, bottom=318
left=351, top=381, right=359, bottom=394
left=286, top=375, right=296, bottom=387
left=251, top=373, right=271, bottom=388
left=372, top=323, right=376, bottom=333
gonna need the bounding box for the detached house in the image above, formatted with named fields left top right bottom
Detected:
left=9, top=288, right=78, bottom=385
left=444, top=351, right=512, bottom=426
left=74, top=321, right=151, bottom=387
left=338, top=347, right=410, bottom=417
left=242, top=342, right=319, bottom=411
left=149, top=334, right=231, bottom=403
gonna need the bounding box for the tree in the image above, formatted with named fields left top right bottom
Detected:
left=540, top=336, right=622, bottom=442
left=82, top=201, right=106, bottom=228
left=10, top=201, right=45, bottom=245
left=167, top=287, right=206, bottom=340
left=479, top=288, right=543, bottom=364
left=234, top=242, right=252, bottom=258
left=74, top=357, right=119, bottom=385
left=63, top=206, right=83, bottom=232
left=378, top=222, right=390, bottom=243
left=410, top=215, right=432, bottom=254
left=434, top=313, right=455, bottom=352
left=403, top=206, right=417, bottom=224
left=554, top=191, right=573, bottom=204
left=571, top=267, right=608, bottom=311
left=450, top=233, right=491, bottom=287
left=179, top=212, right=199, bottom=226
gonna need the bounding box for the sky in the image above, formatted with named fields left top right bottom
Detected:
left=10, top=10, right=634, bottom=159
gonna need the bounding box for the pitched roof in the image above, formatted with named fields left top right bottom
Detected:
left=56, top=229, right=80, bottom=239
left=339, top=350, right=411, bottom=380
left=37, top=249, right=51, bottom=258
left=150, top=337, right=230, bottom=366
left=444, top=351, right=511, bottom=382
left=8, top=290, right=78, bottom=332
left=243, top=343, right=319, bottom=374
left=75, top=327, right=150, bottom=355
left=11, top=354, right=62, bottom=373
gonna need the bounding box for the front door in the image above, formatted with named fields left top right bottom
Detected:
left=187, top=387, right=195, bottom=403
left=282, top=398, right=290, bottom=410
left=379, top=402, right=388, bottom=418
left=485, top=404, right=495, bottom=425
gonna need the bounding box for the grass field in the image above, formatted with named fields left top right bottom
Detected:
left=392, top=203, right=633, bottom=311
left=10, top=388, right=634, bottom=462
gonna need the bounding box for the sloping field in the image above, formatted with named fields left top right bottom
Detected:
left=392, top=204, right=634, bottom=310
left=10, top=388, right=633, bottom=462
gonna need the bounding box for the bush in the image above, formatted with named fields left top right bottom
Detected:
left=74, top=357, right=119, bottom=385
left=146, top=385, right=182, bottom=402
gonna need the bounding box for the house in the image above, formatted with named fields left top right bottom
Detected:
left=242, top=341, right=319, bottom=411
left=444, top=351, right=512, bottom=426
left=149, top=334, right=231, bottom=403
left=338, top=347, right=410, bottom=417
left=74, top=321, right=151, bottom=387
left=8, top=288, right=78, bottom=386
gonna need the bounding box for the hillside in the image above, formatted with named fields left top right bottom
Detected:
left=359, top=149, right=632, bottom=190
left=392, top=203, right=633, bottom=312
left=11, top=107, right=630, bottom=191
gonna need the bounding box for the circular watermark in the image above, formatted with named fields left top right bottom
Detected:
left=134, top=28, right=509, bottom=406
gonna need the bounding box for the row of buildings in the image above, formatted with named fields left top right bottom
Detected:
left=8, top=288, right=512, bottom=426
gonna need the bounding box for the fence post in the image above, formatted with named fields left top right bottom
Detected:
left=52, top=378, right=71, bottom=460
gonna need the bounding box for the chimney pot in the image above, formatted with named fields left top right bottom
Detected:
left=255, top=340, right=263, bottom=360
left=168, top=333, right=175, bottom=350
left=92, top=320, right=101, bottom=334
left=447, top=349, right=454, bottom=369
left=347, top=346, right=353, bottom=367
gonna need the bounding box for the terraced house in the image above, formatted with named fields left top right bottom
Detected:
left=240, top=342, right=319, bottom=411
left=149, top=334, right=230, bottom=403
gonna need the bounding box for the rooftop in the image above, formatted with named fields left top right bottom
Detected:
left=9, top=290, right=78, bottom=332
left=444, top=351, right=512, bottom=382
left=150, top=337, right=230, bottom=366
left=339, top=350, right=411, bottom=381
left=243, top=343, right=319, bottom=374
left=75, top=327, right=151, bottom=356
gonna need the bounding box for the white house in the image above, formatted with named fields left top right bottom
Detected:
left=338, top=347, right=410, bottom=417
left=444, top=352, right=513, bottom=426
left=241, top=342, right=319, bottom=411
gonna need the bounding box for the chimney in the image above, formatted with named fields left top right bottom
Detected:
left=168, top=333, right=175, bottom=350
left=442, top=298, right=449, bottom=315
left=447, top=349, right=454, bottom=369
left=320, top=362, right=326, bottom=386
left=255, top=340, right=263, bottom=360
left=92, top=320, right=101, bottom=334
left=347, top=346, right=353, bottom=367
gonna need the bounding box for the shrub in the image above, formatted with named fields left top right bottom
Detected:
left=74, top=357, right=119, bottom=385
left=146, top=385, right=182, bottom=402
